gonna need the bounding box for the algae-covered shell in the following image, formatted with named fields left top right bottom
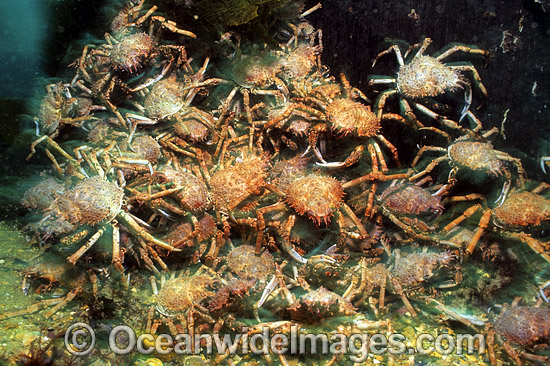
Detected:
left=210, top=155, right=268, bottom=212
left=144, top=74, right=185, bottom=120
left=380, top=183, right=443, bottom=217
left=494, top=306, right=550, bottom=347
left=226, top=245, right=274, bottom=283
left=156, top=275, right=216, bottom=315
left=49, top=176, right=123, bottom=226
left=326, top=99, right=381, bottom=137
left=492, top=191, right=550, bottom=230
left=448, top=140, right=504, bottom=176
left=159, top=167, right=211, bottom=212
left=397, top=55, right=461, bottom=99
left=110, top=32, right=155, bottom=72
left=285, top=174, right=344, bottom=225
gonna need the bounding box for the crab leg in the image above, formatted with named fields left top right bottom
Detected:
left=390, top=277, right=417, bottom=316
left=372, top=45, right=405, bottom=68
left=204, top=231, right=226, bottom=265
left=139, top=245, right=160, bottom=275
left=342, top=171, right=409, bottom=190
left=126, top=186, right=184, bottom=202
left=411, top=146, right=446, bottom=167
left=407, top=37, right=432, bottom=58
left=0, top=297, right=63, bottom=320
left=447, top=63, right=489, bottom=99
left=340, top=202, right=369, bottom=239
left=465, top=209, right=491, bottom=258
left=147, top=245, right=169, bottom=272
left=44, top=149, right=63, bottom=175
left=441, top=204, right=482, bottom=234
left=112, top=220, right=128, bottom=287
left=409, top=155, right=448, bottom=181
left=43, top=287, right=82, bottom=318
left=67, top=227, right=106, bottom=264
left=505, top=232, right=550, bottom=264
left=413, top=103, right=476, bottom=137
left=541, top=157, right=550, bottom=174
left=376, top=134, right=401, bottom=167
left=279, top=215, right=308, bottom=263
left=255, top=202, right=286, bottom=254
left=117, top=211, right=180, bottom=252
left=151, top=15, right=197, bottom=38
left=28, top=135, right=77, bottom=162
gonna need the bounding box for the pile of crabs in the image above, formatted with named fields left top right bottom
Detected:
left=8, top=0, right=550, bottom=364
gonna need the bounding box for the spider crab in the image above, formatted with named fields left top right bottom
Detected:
left=375, top=249, right=457, bottom=317
left=146, top=267, right=222, bottom=347
left=436, top=296, right=550, bottom=365
left=442, top=181, right=550, bottom=263
left=256, top=169, right=369, bottom=263
left=0, top=261, right=98, bottom=321
left=369, top=37, right=489, bottom=137
left=372, top=175, right=483, bottom=245
left=487, top=298, right=550, bottom=365
left=71, top=0, right=197, bottom=126
left=265, top=74, right=406, bottom=171
left=125, top=58, right=223, bottom=144
left=410, top=128, right=526, bottom=207
left=33, top=174, right=180, bottom=286
left=27, top=82, right=105, bottom=163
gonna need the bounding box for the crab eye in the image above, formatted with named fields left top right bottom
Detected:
left=432, top=208, right=443, bottom=216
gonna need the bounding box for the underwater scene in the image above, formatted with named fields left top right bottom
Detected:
left=0, top=0, right=550, bottom=365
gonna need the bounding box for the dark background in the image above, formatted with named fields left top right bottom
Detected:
left=305, top=0, right=550, bottom=177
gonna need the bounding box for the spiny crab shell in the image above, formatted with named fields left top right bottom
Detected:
left=492, top=191, right=550, bottom=230
left=285, top=174, right=344, bottom=225
left=276, top=43, right=320, bottom=80
left=210, top=154, right=269, bottom=213
left=448, top=140, right=504, bottom=176
left=391, top=251, right=455, bottom=289
left=110, top=32, right=155, bottom=72
left=325, top=98, right=381, bottom=137
left=494, top=306, right=550, bottom=347
left=157, top=167, right=211, bottom=212
left=396, top=55, right=462, bottom=99
left=144, top=74, right=185, bottom=120
left=155, top=274, right=217, bottom=316
left=122, top=135, right=162, bottom=164
left=226, top=245, right=275, bottom=284
left=380, top=183, right=444, bottom=218
left=48, top=176, right=124, bottom=226
left=287, top=287, right=356, bottom=321
left=237, top=53, right=281, bottom=87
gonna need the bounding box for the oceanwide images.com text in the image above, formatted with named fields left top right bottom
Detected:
left=65, top=323, right=486, bottom=362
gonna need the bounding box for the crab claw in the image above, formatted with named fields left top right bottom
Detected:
left=302, top=145, right=328, bottom=164
left=315, top=161, right=345, bottom=168
left=540, top=157, right=550, bottom=174
left=257, top=275, right=278, bottom=308
left=288, top=247, right=308, bottom=264
left=494, top=180, right=511, bottom=208
left=459, top=84, right=472, bottom=122
left=308, top=254, right=337, bottom=265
